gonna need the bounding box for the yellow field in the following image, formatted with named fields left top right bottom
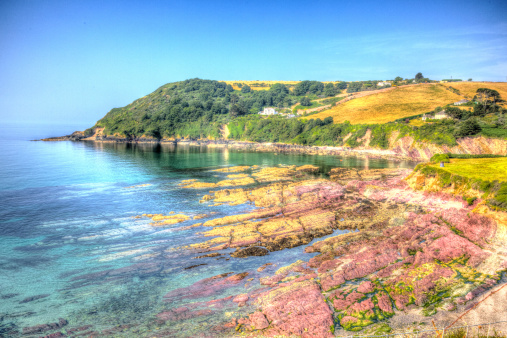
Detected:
left=430, top=158, right=507, bottom=182
left=223, top=80, right=340, bottom=91
left=446, top=82, right=507, bottom=107
left=309, top=84, right=463, bottom=124
left=223, top=81, right=301, bottom=91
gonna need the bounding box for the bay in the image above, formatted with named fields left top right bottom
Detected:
left=0, top=123, right=415, bottom=336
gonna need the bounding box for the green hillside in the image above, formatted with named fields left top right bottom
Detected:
left=93, top=79, right=338, bottom=139
left=89, top=78, right=507, bottom=149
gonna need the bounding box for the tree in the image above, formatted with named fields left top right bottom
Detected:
left=468, top=78, right=473, bottom=81
left=324, top=83, right=336, bottom=97
left=270, top=83, right=289, bottom=95
left=323, top=116, right=333, bottom=125
left=347, top=82, right=363, bottom=93
left=446, top=107, right=465, bottom=120
left=300, top=97, right=312, bottom=106
left=475, top=88, right=501, bottom=104
left=241, top=84, right=251, bottom=93
left=415, top=72, right=424, bottom=81
left=336, top=81, right=347, bottom=90
left=394, top=76, right=403, bottom=82
left=455, top=118, right=481, bottom=137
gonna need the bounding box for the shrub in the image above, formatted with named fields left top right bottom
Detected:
left=454, top=119, right=481, bottom=137
left=430, top=154, right=450, bottom=163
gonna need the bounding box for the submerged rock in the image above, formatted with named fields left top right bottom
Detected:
left=231, top=246, right=269, bottom=258
left=22, top=318, right=67, bottom=335
left=19, top=294, right=50, bottom=303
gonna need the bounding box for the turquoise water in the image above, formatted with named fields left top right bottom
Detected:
left=0, top=123, right=415, bottom=336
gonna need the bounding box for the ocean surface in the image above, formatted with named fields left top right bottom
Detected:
left=0, top=122, right=416, bottom=336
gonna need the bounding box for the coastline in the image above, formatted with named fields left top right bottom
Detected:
left=40, top=134, right=421, bottom=162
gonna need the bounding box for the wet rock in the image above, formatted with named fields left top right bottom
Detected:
left=163, top=272, right=248, bottom=302
left=184, top=263, right=207, bottom=270
left=231, top=246, right=269, bottom=258
left=296, top=165, right=319, bottom=173
left=192, top=253, right=222, bottom=259
left=257, top=263, right=273, bottom=272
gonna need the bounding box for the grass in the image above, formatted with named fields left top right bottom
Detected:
left=429, top=158, right=507, bottom=182
left=309, top=84, right=463, bottom=124
left=480, top=127, right=507, bottom=139
left=449, top=82, right=507, bottom=107
left=294, top=101, right=324, bottom=111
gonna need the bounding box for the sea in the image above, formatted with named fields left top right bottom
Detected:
left=0, top=122, right=415, bottom=336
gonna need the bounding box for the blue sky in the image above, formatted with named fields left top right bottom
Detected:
left=1, top=0, right=506, bottom=126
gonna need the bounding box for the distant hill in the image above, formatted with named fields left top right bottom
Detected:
left=92, top=78, right=341, bottom=139
left=309, top=84, right=464, bottom=124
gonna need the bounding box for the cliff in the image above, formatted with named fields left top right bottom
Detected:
left=386, top=132, right=507, bottom=160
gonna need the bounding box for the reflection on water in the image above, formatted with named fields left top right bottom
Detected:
left=0, top=139, right=416, bottom=336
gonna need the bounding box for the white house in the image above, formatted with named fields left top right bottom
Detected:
left=377, top=81, right=391, bottom=87
left=258, top=107, right=278, bottom=115
left=454, top=99, right=469, bottom=106
left=434, top=111, right=450, bottom=120
left=421, top=113, right=431, bottom=121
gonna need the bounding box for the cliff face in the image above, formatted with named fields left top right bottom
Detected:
left=405, top=168, right=507, bottom=241
left=383, top=132, right=507, bottom=160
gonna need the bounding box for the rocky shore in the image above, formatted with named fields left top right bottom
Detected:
left=11, top=165, right=506, bottom=337
left=150, top=166, right=506, bottom=336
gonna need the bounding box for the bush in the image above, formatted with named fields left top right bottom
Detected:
left=300, top=97, right=312, bottom=106
left=430, top=154, right=450, bottom=163
left=454, top=119, right=481, bottom=137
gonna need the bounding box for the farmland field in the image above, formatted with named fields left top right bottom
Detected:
left=309, top=83, right=463, bottom=124
left=446, top=82, right=507, bottom=107
left=223, top=80, right=340, bottom=91
left=430, top=158, right=507, bottom=182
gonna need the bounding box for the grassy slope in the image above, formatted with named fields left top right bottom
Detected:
left=429, top=158, right=507, bottom=182
left=309, top=84, right=463, bottom=124
left=450, top=82, right=507, bottom=107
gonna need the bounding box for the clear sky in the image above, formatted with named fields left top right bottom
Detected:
left=1, top=0, right=506, bottom=126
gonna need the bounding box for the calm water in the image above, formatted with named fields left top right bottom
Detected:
left=0, top=123, right=415, bottom=336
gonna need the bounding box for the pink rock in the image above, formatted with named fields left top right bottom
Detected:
left=249, top=312, right=269, bottom=330
left=340, top=316, right=359, bottom=326
left=349, top=298, right=374, bottom=313
left=376, top=291, right=393, bottom=314
left=233, top=294, right=249, bottom=303
left=255, top=280, right=334, bottom=337
left=357, top=281, right=375, bottom=294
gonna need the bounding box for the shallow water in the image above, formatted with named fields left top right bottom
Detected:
left=0, top=123, right=416, bottom=336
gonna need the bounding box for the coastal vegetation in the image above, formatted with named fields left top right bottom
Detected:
left=416, top=157, right=507, bottom=210
left=88, top=79, right=507, bottom=155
